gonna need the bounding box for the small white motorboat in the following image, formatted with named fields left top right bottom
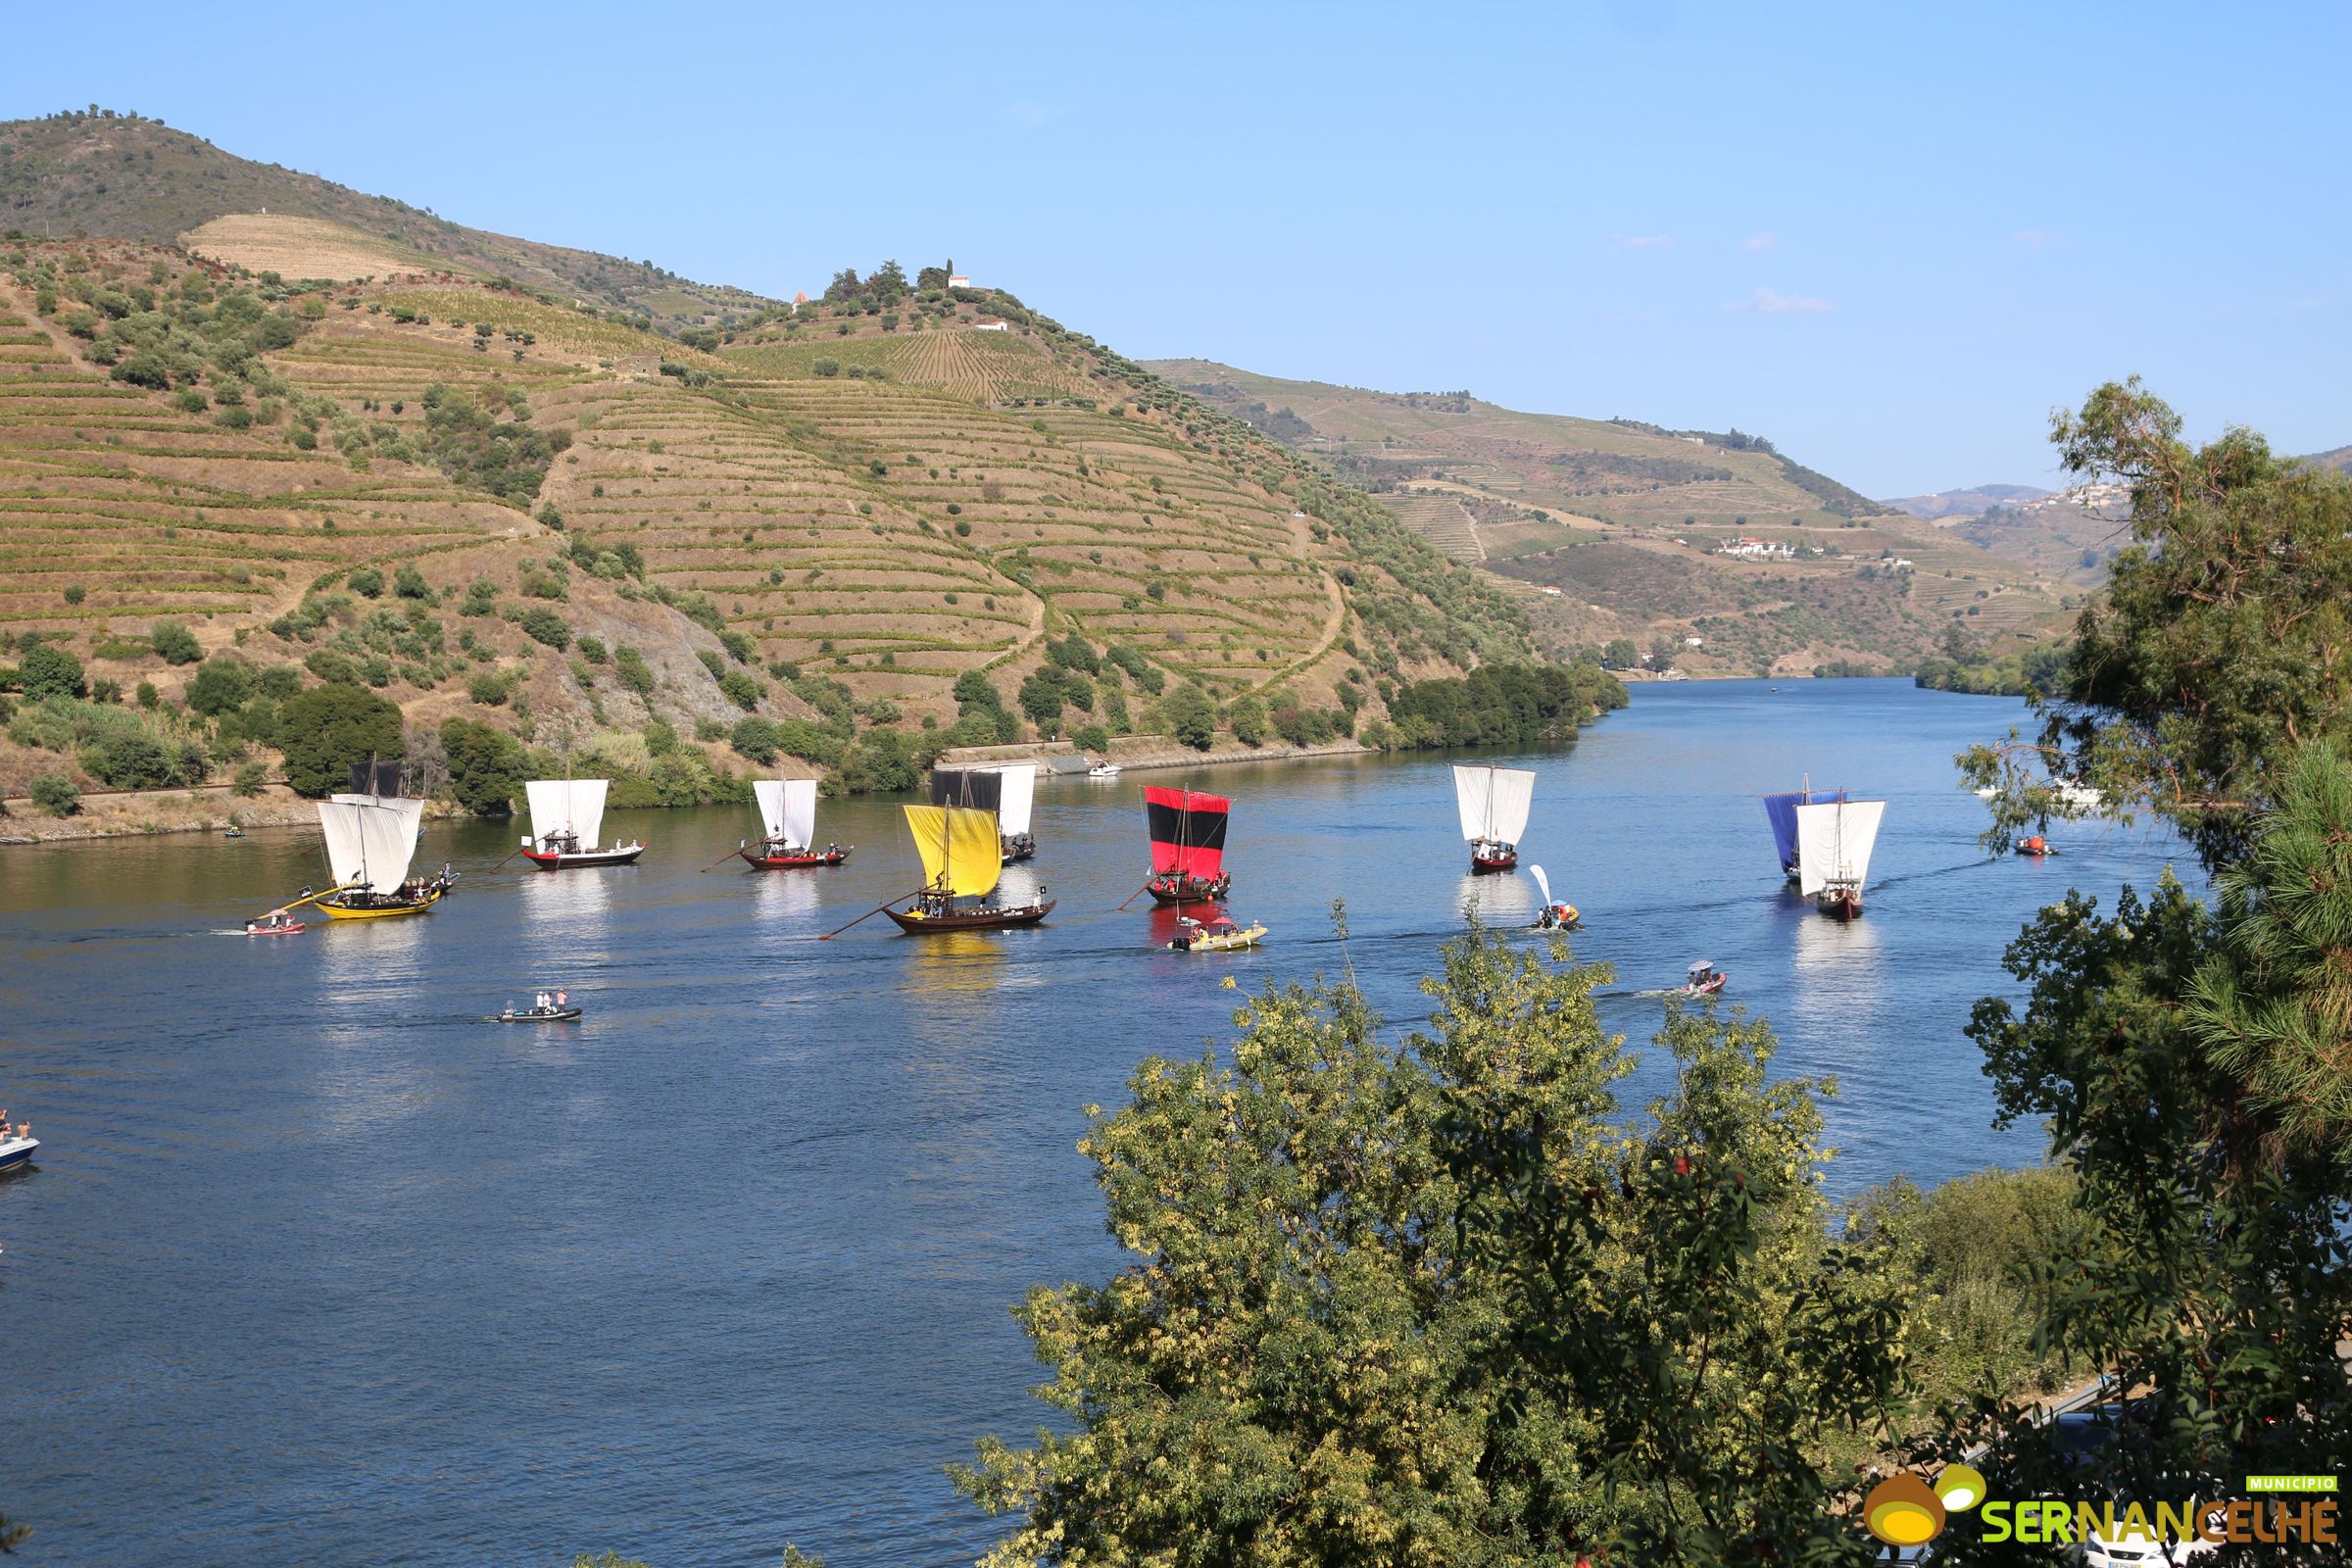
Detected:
left=1088, top=760, right=1122, bottom=778
left=0, top=1131, right=39, bottom=1175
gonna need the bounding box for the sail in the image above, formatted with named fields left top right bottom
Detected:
left=1145, top=787, right=1229, bottom=879
left=525, top=779, right=610, bottom=849
left=781, top=778, right=818, bottom=849
left=321, top=794, right=423, bottom=890
left=993, top=764, right=1035, bottom=838
left=754, top=779, right=788, bottom=841
left=904, top=804, right=1004, bottom=899
left=928, top=767, right=1003, bottom=812
left=1531, top=862, right=1553, bottom=907
left=1795, top=800, right=1886, bottom=896
left=1763, top=787, right=1847, bottom=873
left=317, top=799, right=369, bottom=888
left=1452, top=764, right=1533, bottom=844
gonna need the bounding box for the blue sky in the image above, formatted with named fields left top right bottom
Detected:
left=10, top=1, right=2346, bottom=494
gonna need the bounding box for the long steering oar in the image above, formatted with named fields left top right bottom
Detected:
left=699, top=843, right=749, bottom=874
left=820, top=888, right=924, bottom=940
left=1116, top=881, right=1154, bottom=912
left=281, top=881, right=359, bottom=913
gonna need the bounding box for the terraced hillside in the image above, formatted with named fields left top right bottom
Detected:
left=0, top=235, right=1533, bottom=811
left=0, top=110, right=769, bottom=329
left=1150, top=359, right=2078, bottom=675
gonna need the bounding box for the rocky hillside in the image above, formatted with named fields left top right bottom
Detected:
left=1150, top=361, right=2081, bottom=677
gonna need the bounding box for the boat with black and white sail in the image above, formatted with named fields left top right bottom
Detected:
left=1794, top=796, right=1886, bottom=919
left=293, top=787, right=440, bottom=920
left=885, top=802, right=1054, bottom=932
left=1761, top=777, right=1847, bottom=882
left=932, top=764, right=1038, bottom=863
left=740, top=778, right=848, bottom=869
left=520, top=778, right=645, bottom=870
left=1143, top=786, right=1231, bottom=905
left=1454, top=763, right=1534, bottom=872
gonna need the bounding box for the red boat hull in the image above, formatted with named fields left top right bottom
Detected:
left=739, top=848, right=850, bottom=870
left=1470, top=852, right=1518, bottom=873
left=1816, top=888, right=1864, bottom=920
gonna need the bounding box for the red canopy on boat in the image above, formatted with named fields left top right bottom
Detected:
left=1145, top=786, right=1229, bottom=879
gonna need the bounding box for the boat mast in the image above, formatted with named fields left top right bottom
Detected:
left=1485, top=765, right=1496, bottom=846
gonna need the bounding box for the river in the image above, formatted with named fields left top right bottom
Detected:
left=0, top=678, right=2194, bottom=1566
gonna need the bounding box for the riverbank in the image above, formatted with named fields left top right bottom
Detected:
left=0, top=781, right=465, bottom=845
left=937, top=735, right=1374, bottom=775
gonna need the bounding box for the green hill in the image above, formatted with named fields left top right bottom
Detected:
left=0, top=124, right=1551, bottom=819
left=1147, top=360, right=2079, bottom=677
left=0, top=108, right=769, bottom=330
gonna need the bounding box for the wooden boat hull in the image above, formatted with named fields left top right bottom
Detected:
left=886, top=899, right=1055, bottom=933
left=523, top=844, right=647, bottom=871
left=1001, top=835, right=1036, bottom=864
left=318, top=889, right=440, bottom=920
left=246, top=923, right=306, bottom=936
left=0, top=1136, right=38, bottom=1174
left=1147, top=874, right=1229, bottom=906
left=1815, top=888, right=1864, bottom=920
left=1469, top=852, right=1518, bottom=873
left=739, top=847, right=850, bottom=870
left=499, top=1007, right=582, bottom=1023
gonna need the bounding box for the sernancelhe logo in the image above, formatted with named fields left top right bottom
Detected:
left=1863, top=1466, right=2341, bottom=1549
left=1863, top=1463, right=1984, bottom=1545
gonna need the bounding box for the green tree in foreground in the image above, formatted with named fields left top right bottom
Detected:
left=1935, top=385, right=2352, bottom=1554
left=1964, top=377, right=2352, bottom=864
left=19, top=643, right=84, bottom=701
left=956, top=923, right=1909, bottom=1565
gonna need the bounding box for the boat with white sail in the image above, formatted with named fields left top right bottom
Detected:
left=740, top=778, right=848, bottom=869
left=290, top=789, right=442, bottom=919
left=520, top=779, right=646, bottom=870
left=886, top=802, right=1054, bottom=932
left=1454, top=763, right=1534, bottom=872
left=1794, top=797, right=1886, bottom=919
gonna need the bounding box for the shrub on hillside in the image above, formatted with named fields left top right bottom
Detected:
left=80, top=731, right=181, bottom=789
left=20, top=644, right=85, bottom=701
left=393, top=564, right=435, bottom=602
left=30, top=771, right=80, bottom=817
left=718, top=669, right=763, bottom=711
left=185, top=655, right=258, bottom=717
left=519, top=609, right=570, bottom=651
left=1163, top=683, right=1217, bottom=751
left=1073, top=724, right=1110, bottom=754
left=232, top=761, right=268, bottom=797
left=440, top=717, right=525, bottom=815
left=150, top=620, right=202, bottom=665
left=275, top=684, right=403, bottom=797
left=612, top=646, right=656, bottom=697
left=346, top=567, right=385, bottom=600
left=466, top=670, right=512, bottom=707
left=731, top=717, right=779, bottom=764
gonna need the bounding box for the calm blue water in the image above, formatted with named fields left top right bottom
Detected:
left=0, top=679, right=2194, bottom=1566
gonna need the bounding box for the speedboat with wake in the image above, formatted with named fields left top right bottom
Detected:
left=1684, top=959, right=1727, bottom=997
left=1164, top=913, right=1267, bottom=953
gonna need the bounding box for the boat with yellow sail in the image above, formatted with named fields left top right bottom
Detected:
left=885, top=802, right=1054, bottom=932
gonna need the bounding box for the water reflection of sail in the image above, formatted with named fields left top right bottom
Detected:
left=896, top=927, right=1010, bottom=990
left=752, top=863, right=822, bottom=923
left=1788, top=901, right=1886, bottom=1046
left=1456, top=870, right=1534, bottom=925
left=519, top=859, right=614, bottom=968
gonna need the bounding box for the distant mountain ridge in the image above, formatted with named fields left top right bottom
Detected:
left=0, top=108, right=771, bottom=329
left=1881, top=484, right=2053, bottom=520
left=1146, top=361, right=2078, bottom=677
